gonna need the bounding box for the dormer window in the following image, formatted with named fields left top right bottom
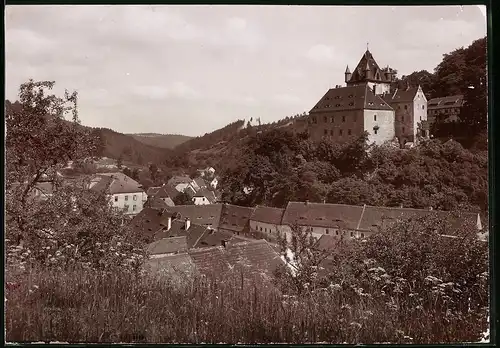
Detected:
left=342, top=116, right=346, bottom=122
left=335, top=103, right=341, bottom=107
left=348, top=94, right=353, bottom=98
left=368, top=102, right=374, bottom=106
left=349, top=102, right=354, bottom=106
left=334, top=95, right=341, bottom=99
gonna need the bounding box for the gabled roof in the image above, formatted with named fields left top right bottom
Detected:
left=193, top=188, right=217, bottom=203
left=383, top=86, right=420, bottom=103
left=427, top=95, right=464, bottom=110
left=195, top=229, right=234, bottom=249
left=310, top=85, right=393, bottom=113
left=156, top=219, right=209, bottom=249
left=91, top=172, right=144, bottom=195
left=282, top=202, right=364, bottom=230
left=147, top=236, right=188, bottom=255
left=189, top=246, right=231, bottom=276
left=129, top=207, right=175, bottom=241
left=357, top=205, right=481, bottom=233
left=193, top=177, right=206, bottom=188
left=250, top=206, right=285, bottom=225
left=169, top=204, right=223, bottom=228
left=145, top=197, right=172, bottom=209
left=226, top=239, right=284, bottom=277
left=145, top=253, right=196, bottom=275
left=219, top=204, right=255, bottom=233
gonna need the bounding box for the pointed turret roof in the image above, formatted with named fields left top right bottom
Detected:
left=345, top=65, right=351, bottom=74
left=347, top=49, right=391, bottom=84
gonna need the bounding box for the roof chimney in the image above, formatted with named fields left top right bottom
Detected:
left=166, top=216, right=172, bottom=231
left=185, top=218, right=191, bottom=230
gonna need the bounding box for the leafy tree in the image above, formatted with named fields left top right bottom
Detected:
left=149, top=163, right=159, bottom=182
left=117, top=154, right=124, bottom=169
left=173, top=191, right=193, bottom=205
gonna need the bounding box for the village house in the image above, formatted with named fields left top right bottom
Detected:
left=218, top=204, right=255, bottom=235
left=249, top=206, right=286, bottom=240
left=308, top=48, right=428, bottom=146
left=192, top=188, right=217, bottom=205
left=169, top=204, right=223, bottom=230
left=280, top=201, right=483, bottom=241
left=168, top=175, right=199, bottom=193
left=427, top=94, right=464, bottom=125
left=89, top=172, right=147, bottom=216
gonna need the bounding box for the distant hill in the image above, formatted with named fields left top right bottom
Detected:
left=129, top=133, right=193, bottom=149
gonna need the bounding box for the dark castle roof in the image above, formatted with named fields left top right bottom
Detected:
left=347, top=49, right=395, bottom=84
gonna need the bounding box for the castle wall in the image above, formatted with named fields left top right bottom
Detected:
left=308, top=109, right=365, bottom=142
left=363, top=109, right=395, bottom=145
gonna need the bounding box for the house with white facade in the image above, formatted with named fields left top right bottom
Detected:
left=249, top=206, right=286, bottom=240
left=90, top=172, right=147, bottom=216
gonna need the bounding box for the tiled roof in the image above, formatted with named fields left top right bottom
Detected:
left=92, top=172, right=144, bottom=194
left=219, top=204, right=255, bottom=233
left=145, top=253, right=196, bottom=275
left=427, top=95, right=464, bottom=110
left=145, top=197, right=171, bottom=209
left=129, top=207, right=174, bottom=241
left=169, top=204, right=223, bottom=229
left=194, top=188, right=217, bottom=203
left=282, top=202, right=364, bottom=230
left=310, top=85, right=393, bottom=113
left=382, top=86, right=420, bottom=103
left=147, top=236, right=188, bottom=255
left=357, top=205, right=480, bottom=233
left=189, top=246, right=231, bottom=276
left=250, top=206, right=285, bottom=225
left=156, top=219, right=209, bottom=249
left=226, top=239, right=284, bottom=277
left=195, top=229, right=234, bottom=249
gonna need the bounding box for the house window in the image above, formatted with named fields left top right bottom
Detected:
left=422, top=105, right=425, bottom=110
left=404, top=105, right=408, bottom=110
left=350, top=231, right=354, bottom=237
left=124, top=205, right=129, bottom=211
left=330, top=129, right=334, bottom=136
left=374, top=115, right=377, bottom=121
left=324, top=116, right=327, bottom=123
left=114, top=196, right=118, bottom=202
left=374, top=129, right=378, bottom=135
left=335, top=230, right=339, bottom=236
left=326, top=228, right=329, bottom=234
left=133, top=205, right=137, bottom=211
left=339, top=129, right=343, bottom=136
left=133, top=195, right=137, bottom=201
left=348, top=129, right=352, bottom=135
left=420, top=116, right=422, bottom=121
left=260, top=227, right=263, bottom=232
left=342, top=116, right=346, bottom=122
left=361, top=233, right=365, bottom=238
left=324, top=129, right=328, bottom=135
left=125, top=195, right=129, bottom=201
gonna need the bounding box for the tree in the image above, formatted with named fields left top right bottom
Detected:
left=173, top=191, right=193, bottom=205
left=274, top=223, right=332, bottom=296
left=149, top=163, right=159, bottom=182
left=117, top=154, right=124, bottom=170
left=5, top=80, right=145, bottom=271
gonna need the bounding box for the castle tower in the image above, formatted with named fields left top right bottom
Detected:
left=346, top=49, right=392, bottom=95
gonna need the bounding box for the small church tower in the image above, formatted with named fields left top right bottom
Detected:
left=344, top=65, right=351, bottom=84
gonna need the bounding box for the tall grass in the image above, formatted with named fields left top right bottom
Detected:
left=5, top=266, right=486, bottom=344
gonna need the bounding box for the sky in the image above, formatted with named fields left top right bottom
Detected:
left=5, top=5, right=486, bottom=137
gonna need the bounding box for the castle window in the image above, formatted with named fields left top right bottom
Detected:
left=330, top=129, right=334, bottom=136
left=335, top=103, right=341, bottom=107
left=402, top=115, right=404, bottom=122
left=404, top=105, right=408, bottom=110
left=402, top=127, right=405, bottom=133
left=374, top=115, right=377, bottom=121
left=324, top=129, right=328, bottom=135
left=326, top=228, right=329, bottom=234
left=374, top=129, right=378, bottom=135
left=339, top=129, right=343, bottom=136
left=348, top=94, right=353, bottom=98
left=342, top=116, right=346, bottom=122
left=324, top=116, right=327, bottom=123
left=330, top=116, right=334, bottom=123
left=313, top=116, right=317, bottom=124
left=349, top=102, right=354, bottom=106
left=348, top=129, right=352, bottom=135
left=398, top=105, right=401, bottom=110
left=335, top=95, right=341, bottom=99
left=422, top=105, right=425, bottom=110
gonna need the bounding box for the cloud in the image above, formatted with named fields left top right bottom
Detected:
left=305, top=44, right=335, bottom=63
left=133, top=82, right=199, bottom=100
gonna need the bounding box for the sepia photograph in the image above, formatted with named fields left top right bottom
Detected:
left=5, top=4, right=489, bottom=344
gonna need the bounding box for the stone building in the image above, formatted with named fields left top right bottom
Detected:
left=427, top=94, right=464, bottom=125
left=308, top=48, right=428, bottom=146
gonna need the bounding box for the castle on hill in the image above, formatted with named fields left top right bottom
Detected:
left=308, top=48, right=429, bottom=147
